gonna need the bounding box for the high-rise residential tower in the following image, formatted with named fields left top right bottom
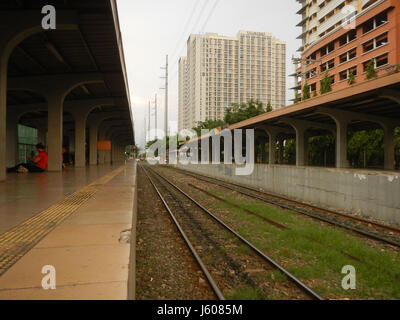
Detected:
left=178, top=31, right=286, bottom=131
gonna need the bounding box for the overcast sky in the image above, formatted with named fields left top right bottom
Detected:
left=116, top=0, right=302, bottom=149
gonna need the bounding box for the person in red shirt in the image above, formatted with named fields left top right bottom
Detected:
left=7, top=143, right=48, bottom=173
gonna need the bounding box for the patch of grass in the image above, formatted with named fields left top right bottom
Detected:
left=206, top=189, right=400, bottom=299
left=225, top=286, right=264, bottom=300
left=235, top=244, right=253, bottom=255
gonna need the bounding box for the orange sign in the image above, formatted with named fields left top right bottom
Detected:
left=97, top=141, right=111, bottom=151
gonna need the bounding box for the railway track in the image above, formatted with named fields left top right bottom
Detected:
left=167, top=166, right=400, bottom=248
left=140, top=164, right=324, bottom=300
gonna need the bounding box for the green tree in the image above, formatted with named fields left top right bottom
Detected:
left=266, top=101, right=273, bottom=112
left=302, top=83, right=310, bottom=100
left=294, top=92, right=299, bottom=104
left=348, top=70, right=356, bottom=85
left=348, top=129, right=384, bottom=168
left=192, top=119, right=225, bottom=137
left=365, top=59, right=377, bottom=80
left=308, top=135, right=335, bottom=166
left=224, top=99, right=266, bottom=125
left=284, top=139, right=296, bottom=164
left=313, top=90, right=317, bottom=97
left=320, top=72, right=333, bottom=94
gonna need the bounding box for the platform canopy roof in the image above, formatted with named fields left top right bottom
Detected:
left=2, top=0, right=134, bottom=145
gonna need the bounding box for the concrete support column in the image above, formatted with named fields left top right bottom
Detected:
left=268, top=133, right=277, bottom=165
left=304, top=132, right=310, bottom=166
left=89, top=125, right=98, bottom=165
left=0, top=56, right=7, bottom=181
left=6, top=112, right=18, bottom=167
left=113, top=144, right=119, bottom=163
left=117, top=145, right=120, bottom=163
left=74, top=117, right=86, bottom=167
left=98, top=129, right=106, bottom=165
left=295, top=126, right=306, bottom=166
left=258, top=138, right=268, bottom=164
left=47, top=95, right=63, bottom=172
left=335, top=118, right=349, bottom=169
left=278, top=138, right=284, bottom=164
left=383, top=124, right=395, bottom=170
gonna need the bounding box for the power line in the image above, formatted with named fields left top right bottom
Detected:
left=169, top=0, right=220, bottom=84
left=169, top=1, right=201, bottom=60
left=199, top=0, right=220, bottom=33
left=169, top=0, right=211, bottom=71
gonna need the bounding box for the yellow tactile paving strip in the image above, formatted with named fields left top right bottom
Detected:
left=0, top=165, right=127, bottom=277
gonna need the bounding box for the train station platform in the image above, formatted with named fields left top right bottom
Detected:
left=0, top=161, right=137, bottom=300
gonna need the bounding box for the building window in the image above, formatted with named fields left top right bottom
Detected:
left=339, top=48, right=357, bottom=64
left=320, top=41, right=335, bottom=57
left=339, top=29, right=357, bottom=47
left=363, top=32, right=388, bottom=53
left=362, top=11, right=388, bottom=34
left=375, top=33, right=388, bottom=47
left=376, top=53, right=389, bottom=68
left=339, top=66, right=357, bottom=81
left=320, top=59, right=335, bottom=72
left=362, top=53, right=389, bottom=72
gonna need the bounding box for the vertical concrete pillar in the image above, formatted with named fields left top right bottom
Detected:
left=98, top=129, right=106, bottom=165
left=335, top=118, right=349, bottom=168
left=47, top=95, right=63, bottom=171
left=295, top=126, right=306, bottom=166
left=278, top=138, right=284, bottom=164
left=74, top=117, right=86, bottom=167
left=268, top=132, right=277, bottom=165
left=6, top=112, right=18, bottom=167
left=304, top=132, right=310, bottom=166
left=261, top=138, right=268, bottom=164
left=383, top=124, right=395, bottom=170
left=89, top=125, right=98, bottom=165
left=0, top=57, right=7, bottom=181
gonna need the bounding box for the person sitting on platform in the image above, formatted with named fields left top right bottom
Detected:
left=7, top=143, right=48, bottom=173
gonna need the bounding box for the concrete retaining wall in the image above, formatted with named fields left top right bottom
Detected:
left=176, top=163, right=400, bottom=225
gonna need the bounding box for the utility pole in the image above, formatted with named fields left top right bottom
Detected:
left=148, top=100, right=151, bottom=140
left=154, top=93, right=157, bottom=140
left=144, top=116, right=147, bottom=145
left=160, top=54, right=168, bottom=138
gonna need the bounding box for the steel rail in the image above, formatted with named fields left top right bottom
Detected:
left=169, top=166, right=400, bottom=247
left=140, top=165, right=225, bottom=300
left=147, top=166, right=324, bottom=300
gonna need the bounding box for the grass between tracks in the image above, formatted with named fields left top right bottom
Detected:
left=208, top=188, right=400, bottom=300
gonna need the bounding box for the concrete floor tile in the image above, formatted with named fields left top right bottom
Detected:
left=61, top=211, right=133, bottom=226
left=0, top=281, right=127, bottom=300
left=36, top=224, right=131, bottom=248
left=0, top=245, right=130, bottom=290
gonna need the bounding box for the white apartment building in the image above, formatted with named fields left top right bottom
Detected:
left=178, top=31, right=286, bottom=131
